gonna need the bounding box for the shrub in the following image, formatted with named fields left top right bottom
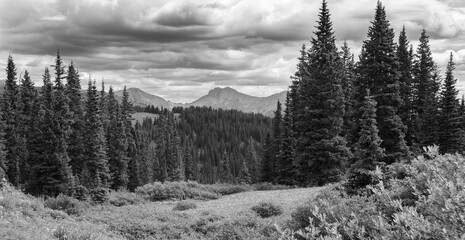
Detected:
left=89, top=188, right=109, bottom=204
left=207, top=183, right=251, bottom=195
left=73, top=185, right=89, bottom=201
left=283, top=147, right=465, bottom=239
left=251, top=202, right=283, bottom=218
left=53, top=226, right=95, bottom=240
left=172, top=201, right=197, bottom=211
left=44, top=194, right=87, bottom=216
left=252, top=182, right=292, bottom=191
left=135, top=181, right=219, bottom=201
left=108, top=191, right=145, bottom=207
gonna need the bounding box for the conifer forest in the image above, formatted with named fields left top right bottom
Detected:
left=1, top=1, right=465, bottom=239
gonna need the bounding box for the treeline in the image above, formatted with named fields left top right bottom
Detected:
left=131, top=106, right=270, bottom=185
left=264, top=1, right=465, bottom=187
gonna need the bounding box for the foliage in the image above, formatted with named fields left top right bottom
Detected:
left=172, top=201, right=197, bottom=211
left=44, top=194, right=88, bottom=216
left=252, top=182, right=292, bottom=191
left=135, top=181, right=219, bottom=201
left=252, top=202, right=283, bottom=218
left=89, top=187, right=109, bottom=204
left=207, top=183, right=251, bottom=195
left=108, top=191, right=145, bottom=207
left=282, top=147, right=465, bottom=239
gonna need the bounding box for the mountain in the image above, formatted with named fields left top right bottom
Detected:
left=114, top=88, right=173, bottom=109
left=187, top=87, right=286, bottom=116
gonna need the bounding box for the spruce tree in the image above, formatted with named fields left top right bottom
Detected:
left=260, top=132, right=273, bottom=182
left=270, top=100, right=282, bottom=179
left=346, top=92, right=385, bottom=194
left=295, top=0, right=350, bottom=185
left=356, top=1, right=408, bottom=164
left=276, top=93, right=297, bottom=185
left=238, top=160, right=251, bottom=184
left=341, top=40, right=356, bottom=143
left=82, top=80, right=110, bottom=189
left=107, top=86, right=129, bottom=189
left=218, top=150, right=233, bottom=183
left=412, top=30, right=441, bottom=148
left=184, top=137, right=194, bottom=181
left=246, top=138, right=260, bottom=183
left=397, top=26, right=414, bottom=146
left=438, top=53, right=463, bottom=153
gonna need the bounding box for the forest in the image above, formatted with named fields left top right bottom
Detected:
left=0, top=0, right=464, bottom=198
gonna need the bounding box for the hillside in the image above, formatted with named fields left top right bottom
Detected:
left=187, top=87, right=287, bottom=117
left=114, top=87, right=173, bottom=109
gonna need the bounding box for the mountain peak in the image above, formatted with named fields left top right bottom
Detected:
left=207, top=87, right=237, bottom=96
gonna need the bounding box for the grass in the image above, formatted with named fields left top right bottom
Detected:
left=1, top=182, right=323, bottom=240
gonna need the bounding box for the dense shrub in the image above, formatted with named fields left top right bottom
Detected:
left=172, top=201, right=197, bottom=211
left=135, top=181, right=219, bottom=201
left=252, top=202, right=283, bottom=218
left=44, top=194, right=87, bottom=216
left=283, top=147, right=465, bottom=239
left=252, top=182, right=292, bottom=191
left=108, top=191, right=145, bottom=207
left=73, top=185, right=89, bottom=201
left=89, top=188, right=109, bottom=204
left=207, top=183, right=251, bottom=195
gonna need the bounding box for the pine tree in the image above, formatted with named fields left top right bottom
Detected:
left=295, top=0, right=350, bottom=185
left=270, top=100, right=282, bottom=179
left=82, top=80, right=110, bottom=189
left=260, top=132, right=273, bottom=182
left=238, top=160, right=251, bottom=184
left=2, top=55, right=23, bottom=186
left=218, top=150, right=233, bottom=183
left=412, top=30, right=441, bottom=148
left=438, top=53, right=463, bottom=153
left=184, top=137, right=195, bottom=181
left=107, top=86, right=129, bottom=189
left=397, top=26, right=414, bottom=146
left=276, top=93, right=297, bottom=185
left=341, top=40, right=356, bottom=143
left=246, top=138, right=260, bottom=183
left=346, top=92, right=385, bottom=194
left=356, top=1, right=408, bottom=164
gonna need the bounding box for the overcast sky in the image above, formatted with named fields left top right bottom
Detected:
left=0, top=0, right=464, bottom=103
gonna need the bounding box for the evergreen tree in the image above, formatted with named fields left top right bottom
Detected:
left=270, top=100, right=282, bottom=179
left=238, top=160, right=251, bottom=184
left=2, top=55, right=23, bottom=186
left=184, top=137, right=195, bottom=181
left=346, top=92, right=385, bottom=194
left=276, top=93, right=297, bottom=185
left=341, top=40, right=356, bottom=143
left=65, top=62, right=85, bottom=175
left=356, top=2, right=408, bottom=164
left=218, top=150, right=233, bottom=183
left=412, top=30, right=441, bottom=148
left=295, top=0, right=350, bottom=185
left=82, top=80, right=110, bottom=189
left=246, top=138, right=260, bottom=183
left=107, top=86, right=129, bottom=189
left=397, top=26, right=414, bottom=146
left=438, top=53, right=463, bottom=153
left=260, top=132, right=273, bottom=182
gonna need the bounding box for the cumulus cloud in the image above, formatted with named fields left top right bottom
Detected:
left=0, top=0, right=464, bottom=102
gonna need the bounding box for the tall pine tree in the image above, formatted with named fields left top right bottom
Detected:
left=295, top=0, right=350, bottom=185
left=356, top=1, right=408, bottom=164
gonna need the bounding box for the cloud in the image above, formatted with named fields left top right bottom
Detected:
left=0, top=0, right=464, bottom=102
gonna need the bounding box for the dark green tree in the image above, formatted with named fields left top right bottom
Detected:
left=346, top=92, right=385, bottom=194
left=276, top=93, right=297, bottom=185
left=341, top=40, right=356, bottom=143
left=184, top=137, right=195, bottom=181
left=356, top=1, right=408, bottom=164
left=260, top=132, right=273, bottom=182
left=238, top=160, right=251, bottom=184
left=270, top=100, right=282, bottom=179
left=295, top=0, right=350, bottom=185
left=82, top=80, right=110, bottom=189
left=438, top=53, right=463, bottom=153
left=397, top=26, right=414, bottom=146
left=218, top=150, right=234, bottom=183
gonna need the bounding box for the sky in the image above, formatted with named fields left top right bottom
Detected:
left=0, top=0, right=464, bottom=103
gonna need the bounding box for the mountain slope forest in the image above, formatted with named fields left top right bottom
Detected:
left=0, top=0, right=464, bottom=199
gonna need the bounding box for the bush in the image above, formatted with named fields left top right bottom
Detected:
left=283, top=147, right=465, bottom=239
left=108, top=191, right=145, bottom=207
left=251, top=202, right=283, bottom=218
left=135, top=181, right=219, bottom=201
left=89, top=188, right=109, bottom=204
left=207, top=183, right=251, bottom=195
left=44, top=194, right=87, bottom=216
left=73, top=185, right=89, bottom=201
left=252, top=182, right=292, bottom=191
left=172, top=201, right=197, bottom=211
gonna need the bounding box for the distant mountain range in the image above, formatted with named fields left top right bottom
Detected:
left=115, top=87, right=286, bottom=117
left=0, top=79, right=285, bottom=117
